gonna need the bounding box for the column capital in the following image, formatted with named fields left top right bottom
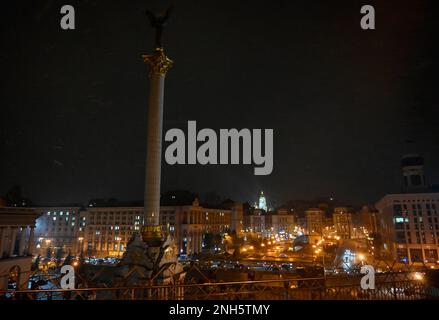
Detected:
left=142, top=47, right=173, bottom=76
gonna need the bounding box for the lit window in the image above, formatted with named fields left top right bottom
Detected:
left=53, top=217, right=57, bottom=221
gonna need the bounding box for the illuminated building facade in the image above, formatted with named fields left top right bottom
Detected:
left=243, top=209, right=266, bottom=234
left=0, top=207, right=38, bottom=290
left=81, top=207, right=143, bottom=257
left=72, top=200, right=237, bottom=257
left=305, top=208, right=324, bottom=236
left=333, top=207, right=353, bottom=240
left=376, top=192, right=439, bottom=264
left=265, top=208, right=295, bottom=237
left=161, top=199, right=234, bottom=255
left=33, top=206, right=82, bottom=257
left=358, top=205, right=381, bottom=234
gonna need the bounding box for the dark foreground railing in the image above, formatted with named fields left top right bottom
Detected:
left=0, top=273, right=435, bottom=300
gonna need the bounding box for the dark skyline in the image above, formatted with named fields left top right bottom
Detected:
left=1, top=0, right=439, bottom=207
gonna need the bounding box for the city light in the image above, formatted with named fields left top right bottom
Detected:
left=413, top=272, right=424, bottom=281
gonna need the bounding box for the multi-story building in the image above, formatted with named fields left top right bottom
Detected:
left=270, top=208, right=295, bottom=235
left=229, top=202, right=243, bottom=236
left=76, top=199, right=238, bottom=257
left=81, top=206, right=144, bottom=258
left=161, top=199, right=234, bottom=255
left=33, top=206, right=82, bottom=257
left=243, top=208, right=266, bottom=234
left=0, top=206, right=38, bottom=290
left=358, top=205, right=381, bottom=234
left=305, top=208, right=324, bottom=236
left=375, top=154, right=439, bottom=264
left=376, top=192, right=439, bottom=264
left=333, top=207, right=353, bottom=239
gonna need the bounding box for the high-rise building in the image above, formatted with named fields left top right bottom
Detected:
left=375, top=192, right=439, bottom=264
left=375, top=154, right=439, bottom=264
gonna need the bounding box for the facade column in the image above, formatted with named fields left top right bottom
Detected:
left=27, top=226, right=35, bottom=256
left=0, top=227, right=5, bottom=258
left=18, top=226, right=27, bottom=256
left=9, top=227, right=18, bottom=256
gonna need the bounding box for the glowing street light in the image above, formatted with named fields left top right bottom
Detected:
left=413, top=272, right=424, bottom=281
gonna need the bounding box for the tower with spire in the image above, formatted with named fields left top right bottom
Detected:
left=257, top=191, right=267, bottom=211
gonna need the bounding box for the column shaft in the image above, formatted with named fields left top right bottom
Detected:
left=0, top=227, right=5, bottom=258
left=19, top=226, right=27, bottom=256
left=9, top=227, right=17, bottom=256
left=144, top=73, right=165, bottom=227
left=27, top=226, right=35, bottom=256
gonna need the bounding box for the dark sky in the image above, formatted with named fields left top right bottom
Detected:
left=1, top=0, right=439, bottom=207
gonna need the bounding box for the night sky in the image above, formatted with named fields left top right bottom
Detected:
left=1, top=0, right=439, bottom=207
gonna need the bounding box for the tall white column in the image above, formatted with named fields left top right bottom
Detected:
left=141, top=47, right=173, bottom=240
left=144, top=73, right=165, bottom=226
left=19, top=226, right=27, bottom=256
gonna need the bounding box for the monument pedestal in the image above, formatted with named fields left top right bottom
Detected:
left=120, top=233, right=184, bottom=284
